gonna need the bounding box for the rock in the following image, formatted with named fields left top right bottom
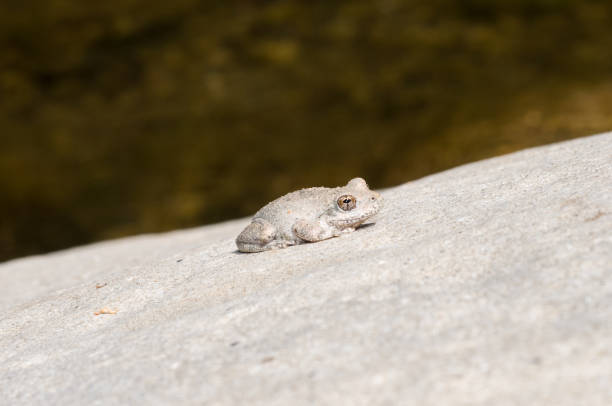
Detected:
left=1, top=132, right=611, bottom=405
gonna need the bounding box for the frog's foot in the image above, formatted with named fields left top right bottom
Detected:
left=292, top=219, right=334, bottom=242
left=236, top=218, right=278, bottom=253
left=338, top=227, right=355, bottom=235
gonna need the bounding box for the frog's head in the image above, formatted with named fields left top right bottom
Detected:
left=327, top=177, right=382, bottom=229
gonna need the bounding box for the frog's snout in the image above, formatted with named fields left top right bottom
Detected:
left=369, top=192, right=383, bottom=210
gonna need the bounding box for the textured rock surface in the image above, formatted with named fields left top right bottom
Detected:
left=1, top=133, right=611, bottom=405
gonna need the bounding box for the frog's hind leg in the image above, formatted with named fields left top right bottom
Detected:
left=236, top=218, right=278, bottom=252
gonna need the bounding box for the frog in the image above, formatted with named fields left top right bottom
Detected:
left=236, top=177, right=382, bottom=252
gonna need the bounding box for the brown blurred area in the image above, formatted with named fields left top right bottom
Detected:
left=1, top=0, right=612, bottom=261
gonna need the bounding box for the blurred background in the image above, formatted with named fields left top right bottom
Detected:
left=1, top=0, right=612, bottom=262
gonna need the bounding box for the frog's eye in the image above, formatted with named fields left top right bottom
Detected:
left=337, top=195, right=357, bottom=211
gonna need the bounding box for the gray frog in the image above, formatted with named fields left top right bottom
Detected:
left=236, top=178, right=382, bottom=252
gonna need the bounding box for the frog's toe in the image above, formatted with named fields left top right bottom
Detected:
left=236, top=218, right=277, bottom=252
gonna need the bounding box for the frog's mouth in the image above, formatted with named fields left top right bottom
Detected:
left=328, top=205, right=380, bottom=229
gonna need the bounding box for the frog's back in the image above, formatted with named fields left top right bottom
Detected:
left=253, top=186, right=336, bottom=236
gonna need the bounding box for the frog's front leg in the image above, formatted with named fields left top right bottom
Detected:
left=338, top=227, right=355, bottom=234
left=292, top=219, right=336, bottom=242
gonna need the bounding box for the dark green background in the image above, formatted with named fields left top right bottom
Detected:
left=2, top=0, right=612, bottom=261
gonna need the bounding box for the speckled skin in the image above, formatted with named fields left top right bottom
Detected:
left=236, top=178, right=382, bottom=252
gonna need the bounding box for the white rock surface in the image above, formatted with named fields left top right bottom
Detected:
left=1, top=133, right=611, bottom=405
